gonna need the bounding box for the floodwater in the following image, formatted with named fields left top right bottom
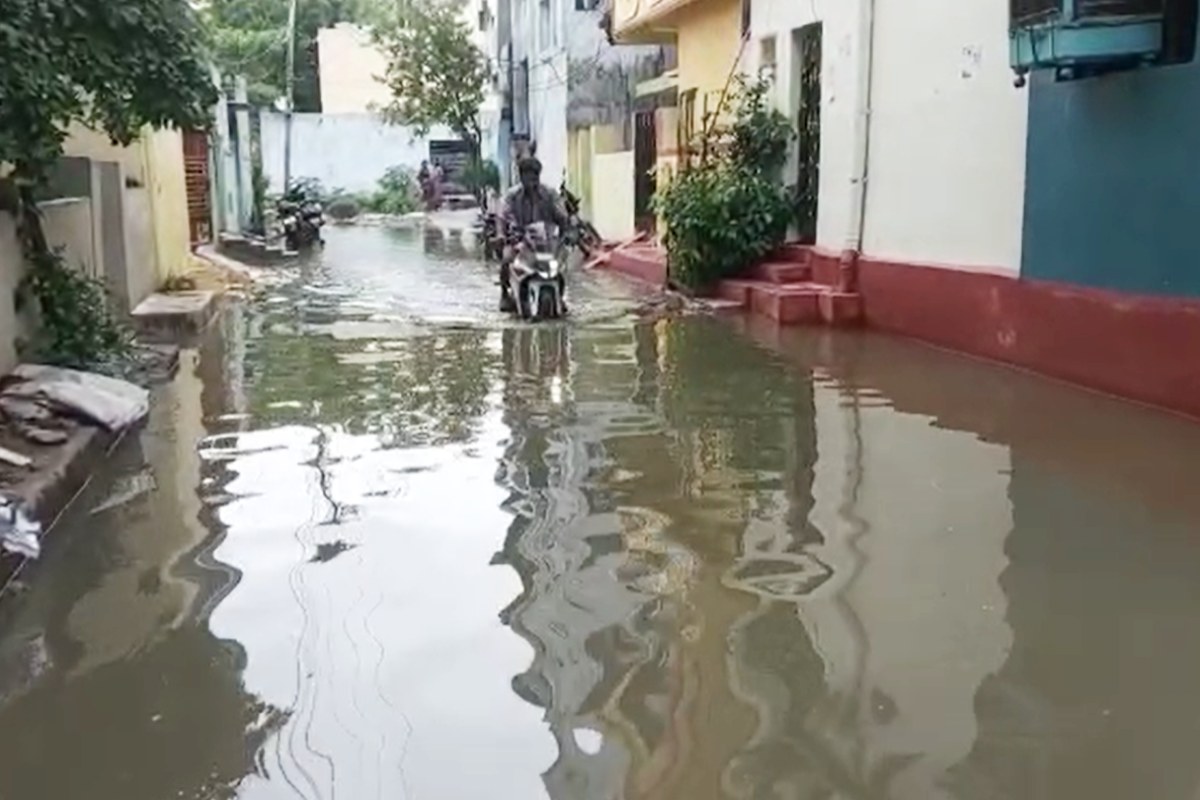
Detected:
left=3, top=218, right=1200, bottom=800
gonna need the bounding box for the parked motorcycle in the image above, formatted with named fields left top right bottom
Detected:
left=477, top=209, right=504, bottom=261
left=504, top=223, right=567, bottom=321
left=559, top=182, right=602, bottom=256
left=278, top=197, right=325, bottom=251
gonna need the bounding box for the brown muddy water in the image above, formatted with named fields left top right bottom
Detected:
left=2, top=222, right=1200, bottom=800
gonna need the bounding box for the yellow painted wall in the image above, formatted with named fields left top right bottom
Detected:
left=141, top=128, right=192, bottom=284
left=674, top=0, right=743, bottom=130
left=63, top=124, right=192, bottom=292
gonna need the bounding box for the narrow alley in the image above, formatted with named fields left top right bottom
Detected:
left=2, top=222, right=1200, bottom=800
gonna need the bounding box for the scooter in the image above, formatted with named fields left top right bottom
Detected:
left=503, top=223, right=567, bottom=321
left=477, top=209, right=504, bottom=261
left=279, top=198, right=325, bottom=250
left=559, top=182, right=602, bottom=256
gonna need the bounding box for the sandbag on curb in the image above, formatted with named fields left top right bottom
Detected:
left=3, top=365, right=150, bottom=432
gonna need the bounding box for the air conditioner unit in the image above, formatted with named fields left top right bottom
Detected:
left=1010, top=0, right=1197, bottom=82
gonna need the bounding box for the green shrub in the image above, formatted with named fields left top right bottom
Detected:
left=326, top=196, right=361, bottom=220
left=461, top=158, right=500, bottom=197
left=654, top=75, right=796, bottom=291
left=655, top=163, right=792, bottom=289
left=360, top=165, right=418, bottom=214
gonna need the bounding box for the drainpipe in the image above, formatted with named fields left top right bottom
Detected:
left=841, top=0, right=877, bottom=293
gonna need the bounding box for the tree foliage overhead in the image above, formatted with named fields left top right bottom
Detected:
left=375, top=0, right=488, bottom=153
left=0, top=0, right=218, bottom=368
left=0, top=0, right=218, bottom=177
left=202, top=0, right=384, bottom=110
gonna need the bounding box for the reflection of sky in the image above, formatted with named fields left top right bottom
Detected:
left=206, top=407, right=556, bottom=800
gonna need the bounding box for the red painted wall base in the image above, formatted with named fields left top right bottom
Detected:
left=601, top=240, right=1200, bottom=420
left=850, top=254, right=1200, bottom=421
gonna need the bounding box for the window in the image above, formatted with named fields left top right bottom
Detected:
left=575, top=0, right=601, bottom=9
left=760, top=35, right=776, bottom=81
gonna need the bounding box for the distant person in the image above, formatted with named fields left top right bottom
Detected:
left=419, top=160, right=434, bottom=210
left=430, top=160, right=445, bottom=210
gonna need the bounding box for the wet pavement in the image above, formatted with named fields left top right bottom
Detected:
left=3, top=217, right=1200, bottom=799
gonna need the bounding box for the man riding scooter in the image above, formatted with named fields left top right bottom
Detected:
left=499, top=157, right=571, bottom=313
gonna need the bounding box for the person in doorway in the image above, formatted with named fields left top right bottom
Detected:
left=498, top=156, right=570, bottom=312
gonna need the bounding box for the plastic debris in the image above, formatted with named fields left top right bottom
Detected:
left=91, top=469, right=157, bottom=514
left=0, top=494, right=42, bottom=559
left=0, top=446, right=31, bottom=469
left=3, top=364, right=149, bottom=432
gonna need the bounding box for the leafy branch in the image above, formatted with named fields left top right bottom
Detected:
left=374, top=0, right=489, bottom=156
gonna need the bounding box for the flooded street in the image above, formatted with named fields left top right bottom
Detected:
left=4, top=219, right=1200, bottom=799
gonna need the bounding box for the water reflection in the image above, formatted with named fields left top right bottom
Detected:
left=5, top=230, right=1200, bottom=799
left=0, top=318, right=285, bottom=800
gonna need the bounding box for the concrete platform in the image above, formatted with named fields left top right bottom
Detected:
left=132, top=291, right=217, bottom=340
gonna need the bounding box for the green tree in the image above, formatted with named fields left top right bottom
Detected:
left=0, top=0, right=217, bottom=366
left=375, top=0, right=488, bottom=156
left=202, top=0, right=384, bottom=110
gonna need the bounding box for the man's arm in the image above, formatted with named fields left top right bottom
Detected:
left=499, top=190, right=520, bottom=241
left=546, top=188, right=570, bottom=230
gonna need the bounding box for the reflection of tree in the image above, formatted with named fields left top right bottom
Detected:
left=246, top=289, right=495, bottom=443
left=0, top=624, right=287, bottom=799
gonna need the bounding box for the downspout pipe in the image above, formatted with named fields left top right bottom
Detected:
left=841, top=0, right=878, bottom=292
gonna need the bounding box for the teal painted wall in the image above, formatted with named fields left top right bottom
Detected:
left=1022, top=49, right=1200, bottom=298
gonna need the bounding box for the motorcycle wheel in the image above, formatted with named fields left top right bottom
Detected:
left=536, top=286, right=557, bottom=320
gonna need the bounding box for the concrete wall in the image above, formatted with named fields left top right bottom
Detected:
left=1022, top=28, right=1200, bottom=297
left=259, top=112, right=458, bottom=195
left=592, top=151, right=637, bottom=241
left=62, top=124, right=193, bottom=289
left=0, top=214, right=24, bottom=375
left=0, top=199, right=98, bottom=375
left=863, top=0, right=1028, bottom=273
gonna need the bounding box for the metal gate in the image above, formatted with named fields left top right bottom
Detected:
left=794, top=23, right=822, bottom=245
left=183, top=130, right=211, bottom=245
left=633, top=110, right=657, bottom=233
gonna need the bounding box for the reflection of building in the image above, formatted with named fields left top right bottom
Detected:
left=0, top=313, right=284, bottom=798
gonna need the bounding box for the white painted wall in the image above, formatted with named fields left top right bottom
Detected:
left=750, top=0, right=1028, bottom=273
left=591, top=151, right=636, bottom=240
left=749, top=0, right=860, bottom=254
left=863, top=0, right=1028, bottom=273
left=260, top=112, right=458, bottom=195
left=530, top=55, right=570, bottom=185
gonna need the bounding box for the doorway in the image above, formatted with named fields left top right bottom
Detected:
left=793, top=23, right=821, bottom=244
left=633, top=109, right=657, bottom=233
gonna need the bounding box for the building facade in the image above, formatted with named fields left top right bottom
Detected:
left=608, top=0, right=1200, bottom=420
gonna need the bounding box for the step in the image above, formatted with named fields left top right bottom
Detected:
left=818, top=290, right=864, bottom=326
left=746, top=261, right=812, bottom=284
left=716, top=279, right=756, bottom=307
left=748, top=283, right=822, bottom=324
left=812, top=255, right=843, bottom=288
left=771, top=243, right=812, bottom=264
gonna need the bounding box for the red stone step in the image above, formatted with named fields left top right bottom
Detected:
left=746, top=261, right=812, bottom=284
left=748, top=283, right=822, bottom=324
left=717, top=279, right=756, bottom=307
left=817, top=291, right=863, bottom=326
left=811, top=255, right=843, bottom=288
left=771, top=243, right=812, bottom=264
